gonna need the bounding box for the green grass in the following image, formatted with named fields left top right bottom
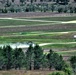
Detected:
left=0, top=16, right=76, bottom=54
left=0, top=17, right=76, bottom=73
left=0, top=16, right=76, bottom=27
left=0, top=31, right=76, bottom=44
left=26, top=16, right=76, bottom=21
left=0, top=19, right=51, bottom=26
left=0, top=32, right=75, bottom=44
left=1, top=16, right=76, bottom=27
left=2, top=31, right=75, bottom=39
left=42, top=43, right=76, bottom=49
left=44, top=49, right=76, bottom=56
left=0, top=38, right=73, bottom=44
left=57, top=50, right=76, bottom=56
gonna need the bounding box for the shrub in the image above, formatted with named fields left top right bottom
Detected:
left=63, top=6, right=68, bottom=13
left=47, top=50, right=64, bottom=70
left=10, top=7, right=15, bottom=12
left=2, top=8, right=8, bottom=13
left=51, top=5, right=55, bottom=12
left=69, top=7, right=73, bottom=13
left=74, top=7, right=76, bottom=13
left=63, top=63, right=72, bottom=75
left=48, top=71, right=65, bottom=75
left=58, top=7, right=63, bottom=13
left=70, top=56, right=76, bottom=73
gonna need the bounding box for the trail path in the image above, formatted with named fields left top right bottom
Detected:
left=0, top=42, right=76, bottom=49
left=0, top=18, right=76, bottom=24
left=0, top=18, right=76, bottom=48
left=0, top=18, right=76, bottom=28
left=39, top=42, right=76, bottom=46
left=0, top=18, right=60, bottom=23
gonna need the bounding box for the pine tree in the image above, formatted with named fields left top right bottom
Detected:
left=26, top=44, right=34, bottom=70
left=12, top=0, right=15, bottom=2
left=2, top=46, right=13, bottom=70
left=34, top=44, right=43, bottom=70
left=47, top=49, right=64, bottom=70
left=13, top=48, right=25, bottom=69
left=20, top=0, right=25, bottom=4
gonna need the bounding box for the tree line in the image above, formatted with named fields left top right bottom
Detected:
left=0, top=0, right=76, bottom=13
left=0, top=44, right=76, bottom=75
left=0, top=0, right=70, bottom=5
left=0, top=46, right=25, bottom=70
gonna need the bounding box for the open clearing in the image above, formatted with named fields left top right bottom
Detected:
left=0, top=16, right=76, bottom=57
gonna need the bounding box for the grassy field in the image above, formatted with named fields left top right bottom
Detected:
left=0, top=16, right=76, bottom=75
left=0, top=31, right=76, bottom=43
left=0, top=16, right=76, bottom=57
left=0, top=19, right=52, bottom=26
left=57, top=50, right=76, bottom=56
left=27, top=16, right=76, bottom=21
left=0, top=17, right=76, bottom=27
left=44, top=49, right=76, bottom=57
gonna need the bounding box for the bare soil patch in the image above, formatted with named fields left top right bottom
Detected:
left=0, top=70, right=52, bottom=75
left=0, top=24, right=76, bottom=35
left=0, top=12, right=76, bottom=18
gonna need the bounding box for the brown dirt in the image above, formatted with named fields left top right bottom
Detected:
left=0, top=23, right=76, bottom=35
left=0, top=70, right=53, bottom=75
left=0, top=12, right=76, bottom=18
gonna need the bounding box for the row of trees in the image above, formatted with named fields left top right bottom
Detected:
left=0, top=3, right=76, bottom=13
left=26, top=44, right=68, bottom=71
left=0, top=4, right=76, bottom=13
left=0, top=44, right=65, bottom=70
left=0, top=44, right=75, bottom=75
left=70, top=56, right=76, bottom=74
left=49, top=56, right=76, bottom=75
left=0, top=0, right=76, bottom=13
left=0, top=0, right=70, bottom=5
left=2, top=0, right=76, bottom=5
left=0, top=46, right=25, bottom=70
